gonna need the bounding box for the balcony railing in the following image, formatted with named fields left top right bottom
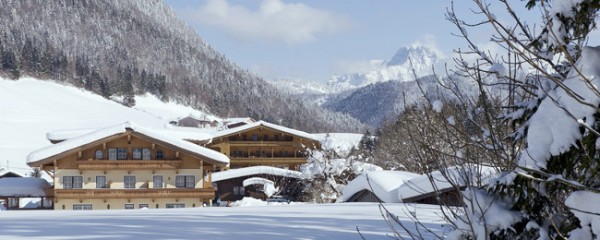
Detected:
left=230, top=157, right=307, bottom=165
left=77, top=160, right=182, bottom=170
left=227, top=141, right=300, bottom=147
left=55, top=188, right=215, bottom=199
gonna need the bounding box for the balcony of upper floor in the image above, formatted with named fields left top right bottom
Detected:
left=54, top=188, right=215, bottom=199
left=76, top=159, right=183, bottom=170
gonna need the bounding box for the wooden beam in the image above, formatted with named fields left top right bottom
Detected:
left=43, top=169, right=54, bottom=179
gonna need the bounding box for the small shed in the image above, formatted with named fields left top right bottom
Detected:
left=397, top=165, right=497, bottom=206
left=0, top=178, right=53, bottom=210
left=340, top=171, right=422, bottom=203
left=211, top=166, right=303, bottom=202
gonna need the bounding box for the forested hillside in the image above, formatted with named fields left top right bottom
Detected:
left=322, top=75, right=479, bottom=127
left=0, top=0, right=363, bottom=133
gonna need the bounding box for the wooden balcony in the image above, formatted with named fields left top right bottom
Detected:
left=77, top=160, right=182, bottom=170
left=55, top=188, right=215, bottom=199
left=230, top=157, right=307, bottom=165
left=228, top=141, right=300, bottom=147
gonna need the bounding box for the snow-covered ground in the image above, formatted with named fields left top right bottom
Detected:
left=0, top=78, right=212, bottom=175
left=0, top=202, right=447, bottom=240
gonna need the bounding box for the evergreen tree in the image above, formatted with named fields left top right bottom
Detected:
left=445, top=1, right=600, bottom=238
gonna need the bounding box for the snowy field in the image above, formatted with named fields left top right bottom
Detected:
left=0, top=202, right=447, bottom=240
left=0, top=78, right=198, bottom=175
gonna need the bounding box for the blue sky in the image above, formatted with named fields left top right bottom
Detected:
left=164, top=0, right=531, bottom=83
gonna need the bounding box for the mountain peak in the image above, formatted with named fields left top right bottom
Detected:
left=386, top=45, right=442, bottom=68
left=327, top=44, right=445, bottom=93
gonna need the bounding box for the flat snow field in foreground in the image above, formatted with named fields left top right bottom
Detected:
left=0, top=203, right=447, bottom=239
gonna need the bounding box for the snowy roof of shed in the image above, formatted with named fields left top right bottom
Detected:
left=0, top=177, right=51, bottom=197
left=28, top=122, right=229, bottom=166
left=397, top=165, right=497, bottom=202
left=243, top=177, right=275, bottom=187
left=340, top=171, right=422, bottom=203
left=211, top=166, right=303, bottom=182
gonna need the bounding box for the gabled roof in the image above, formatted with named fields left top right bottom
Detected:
left=46, top=128, right=95, bottom=143
left=222, top=117, right=255, bottom=123
left=209, top=120, right=320, bottom=142
left=340, top=171, right=421, bottom=203
left=0, top=169, right=24, bottom=178
left=397, top=165, right=497, bottom=202
left=27, top=122, right=229, bottom=167
left=211, top=166, right=303, bottom=182
left=340, top=166, right=498, bottom=203
left=45, top=120, right=319, bottom=144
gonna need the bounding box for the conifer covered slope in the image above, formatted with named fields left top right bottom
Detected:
left=0, top=0, right=363, bottom=133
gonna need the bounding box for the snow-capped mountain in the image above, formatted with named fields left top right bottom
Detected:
left=268, top=78, right=330, bottom=95
left=328, top=45, right=444, bottom=93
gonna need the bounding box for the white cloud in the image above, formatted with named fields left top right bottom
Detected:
left=182, top=0, right=350, bottom=44
left=333, top=59, right=386, bottom=75
left=410, top=35, right=446, bottom=58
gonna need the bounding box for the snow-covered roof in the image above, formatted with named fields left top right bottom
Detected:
left=397, top=165, right=497, bottom=202
left=209, top=120, right=320, bottom=143
left=243, top=177, right=275, bottom=187
left=340, top=171, right=422, bottom=203
left=0, top=169, right=24, bottom=178
left=27, top=122, right=229, bottom=166
left=0, top=177, right=51, bottom=197
left=47, top=120, right=319, bottom=144
left=155, top=125, right=214, bottom=142
left=46, top=128, right=96, bottom=142
left=211, top=166, right=303, bottom=182
left=222, top=117, right=255, bottom=123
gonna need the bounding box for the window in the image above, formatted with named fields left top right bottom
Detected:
left=233, top=186, right=245, bottom=196
left=124, top=204, right=134, bottom=209
left=108, top=148, right=117, bottom=160
left=73, top=204, right=92, bottom=210
left=63, top=176, right=83, bottom=189
left=96, top=176, right=107, bottom=188
left=252, top=134, right=258, bottom=141
left=124, top=175, right=136, bottom=189
left=274, top=135, right=280, bottom=141
left=153, top=175, right=163, bottom=188
left=132, top=148, right=142, bottom=159
left=95, top=150, right=103, bottom=160
left=139, top=204, right=149, bottom=209
left=175, top=175, right=195, bottom=188
left=117, top=148, right=128, bottom=160
left=166, top=203, right=185, bottom=208
left=155, top=150, right=164, bottom=159
left=142, top=148, right=151, bottom=160
left=264, top=135, right=269, bottom=141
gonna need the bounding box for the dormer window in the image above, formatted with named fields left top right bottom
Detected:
left=95, top=150, right=103, bottom=160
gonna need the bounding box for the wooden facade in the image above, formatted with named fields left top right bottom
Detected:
left=204, top=124, right=321, bottom=170
left=27, top=125, right=228, bottom=210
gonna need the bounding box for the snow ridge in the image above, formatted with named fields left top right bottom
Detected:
left=328, top=44, right=444, bottom=93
